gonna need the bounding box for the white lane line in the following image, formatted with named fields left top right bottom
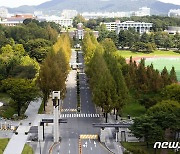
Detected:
left=91, top=147, right=92, bottom=150
left=69, top=150, right=71, bottom=153
left=69, top=143, right=70, bottom=146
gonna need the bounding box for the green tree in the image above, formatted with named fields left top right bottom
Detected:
left=73, top=14, right=86, bottom=28
left=161, top=84, right=180, bottom=102
left=169, top=66, right=177, bottom=83
left=1, top=78, right=39, bottom=116
left=130, top=115, right=163, bottom=147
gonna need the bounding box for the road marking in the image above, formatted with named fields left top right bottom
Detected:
left=80, top=134, right=98, bottom=139
left=60, top=113, right=100, bottom=118
left=69, top=143, right=70, bottom=146
left=91, top=147, right=92, bottom=150
left=94, top=141, right=96, bottom=147
left=69, top=150, right=70, bottom=154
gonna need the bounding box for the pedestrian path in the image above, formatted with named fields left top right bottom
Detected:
left=59, top=113, right=100, bottom=118
left=4, top=99, right=42, bottom=154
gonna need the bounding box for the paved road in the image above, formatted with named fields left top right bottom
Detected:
left=81, top=139, right=110, bottom=154
left=52, top=50, right=110, bottom=154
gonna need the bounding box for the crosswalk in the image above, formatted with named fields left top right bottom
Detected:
left=60, top=109, right=77, bottom=112
left=59, top=113, right=100, bottom=118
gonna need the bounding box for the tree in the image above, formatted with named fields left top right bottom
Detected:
left=97, top=24, right=109, bottom=42
left=25, top=39, right=52, bottom=62
left=73, top=14, right=86, bottom=28
left=1, top=78, right=39, bottom=116
left=140, top=32, right=150, bottom=43
left=161, top=84, right=180, bottom=102
left=147, top=100, right=180, bottom=131
left=130, top=115, right=163, bottom=147
left=169, top=66, right=177, bottom=83
left=101, top=38, right=117, bottom=54
left=161, top=67, right=170, bottom=86
left=37, top=34, right=70, bottom=111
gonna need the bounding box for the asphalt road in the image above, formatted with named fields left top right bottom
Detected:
left=52, top=50, right=110, bottom=154
left=81, top=139, right=110, bottom=154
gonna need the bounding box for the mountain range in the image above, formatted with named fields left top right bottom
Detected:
left=7, top=0, right=180, bottom=15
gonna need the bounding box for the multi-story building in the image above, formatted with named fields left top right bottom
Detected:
left=165, top=26, right=180, bottom=35
left=103, top=20, right=153, bottom=34
left=0, top=14, right=34, bottom=26
left=61, top=10, right=78, bottom=19
left=0, top=7, right=8, bottom=18
left=81, top=7, right=150, bottom=20
left=168, top=9, right=180, bottom=18
left=44, top=16, right=73, bottom=27
left=132, top=7, right=150, bottom=17
left=116, top=21, right=153, bottom=34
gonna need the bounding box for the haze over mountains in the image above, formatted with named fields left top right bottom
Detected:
left=7, top=0, right=180, bottom=15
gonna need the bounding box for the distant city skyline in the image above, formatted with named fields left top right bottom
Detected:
left=0, top=0, right=180, bottom=8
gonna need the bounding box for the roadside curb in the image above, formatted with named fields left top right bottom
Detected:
left=100, top=142, right=115, bottom=154
left=48, top=142, right=60, bottom=154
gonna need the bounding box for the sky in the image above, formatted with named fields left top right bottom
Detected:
left=0, top=0, right=180, bottom=8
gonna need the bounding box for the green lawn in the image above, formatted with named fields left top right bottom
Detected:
left=0, top=138, right=33, bottom=154
left=117, top=50, right=180, bottom=58
left=0, top=93, right=16, bottom=119
left=0, top=93, right=11, bottom=104
left=0, top=138, right=9, bottom=154
left=22, top=144, right=34, bottom=154
left=122, top=142, right=175, bottom=154
left=122, top=98, right=146, bottom=117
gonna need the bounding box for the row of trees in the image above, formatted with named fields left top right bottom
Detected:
left=83, top=33, right=129, bottom=122
left=37, top=33, right=71, bottom=111
left=82, top=32, right=179, bottom=132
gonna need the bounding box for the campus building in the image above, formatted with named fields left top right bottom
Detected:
left=168, top=9, right=180, bottom=18
left=103, top=20, right=153, bottom=34
left=0, top=7, right=8, bottom=18
left=44, top=16, right=73, bottom=27
left=165, top=26, right=180, bottom=35
left=0, top=14, right=34, bottom=26
left=61, top=10, right=78, bottom=19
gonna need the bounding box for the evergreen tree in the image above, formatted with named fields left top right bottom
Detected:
left=169, top=66, right=177, bottom=83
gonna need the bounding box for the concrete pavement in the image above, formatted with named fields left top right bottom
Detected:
left=4, top=99, right=41, bottom=154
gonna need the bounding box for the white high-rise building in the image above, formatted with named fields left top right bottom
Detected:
left=168, top=9, right=180, bottom=18
left=0, top=7, right=8, bottom=18
left=61, top=10, right=78, bottom=19
left=132, top=7, right=150, bottom=16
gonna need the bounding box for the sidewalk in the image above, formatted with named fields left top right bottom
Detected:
left=4, top=99, right=41, bottom=154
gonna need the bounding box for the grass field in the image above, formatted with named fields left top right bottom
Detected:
left=117, top=50, right=180, bottom=58
left=0, top=138, right=9, bottom=154
left=0, top=138, right=33, bottom=154
left=122, top=97, right=146, bottom=117
left=0, top=93, right=16, bottom=119
left=22, top=144, right=34, bottom=154
left=122, top=142, right=175, bottom=154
